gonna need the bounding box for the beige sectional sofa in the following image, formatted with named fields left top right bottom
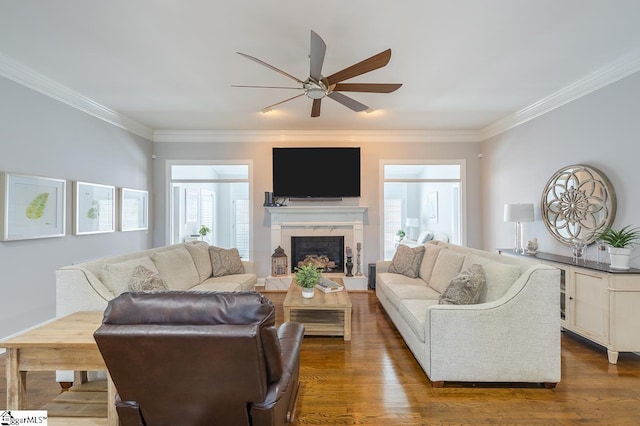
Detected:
left=376, top=241, right=561, bottom=387
left=56, top=241, right=257, bottom=317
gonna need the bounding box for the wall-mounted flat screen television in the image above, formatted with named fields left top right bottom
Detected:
left=272, top=147, right=361, bottom=199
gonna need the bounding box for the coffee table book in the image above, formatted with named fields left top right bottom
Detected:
left=316, top=277, right=344, bottom=293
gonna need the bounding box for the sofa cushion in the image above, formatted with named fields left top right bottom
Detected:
left=398, top=299, right=439, bottom=343
left=101, top=256, right=159, bottom=296
left=152, top=247, right=200, bottom=291
left=377, top=273, right=440, bottom=308
left=209, top=246, right=245, bottom=277
left=388, top=245, right=425, bottom=278
left=197, top=274, right=257, bottom=291
left=127, top=265, right=169, bottom=292
left=419, top=244, right=446, bottom=283
left=183, top=241, right=213, bottom=282
left=429, top=250, right=466, bottom=293
left=462, top=254, right=522, bottom=303
left=439, top=264, right=485, bottom=305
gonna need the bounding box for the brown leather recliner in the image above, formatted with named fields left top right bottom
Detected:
left=94, top=291, right=304, bottom=426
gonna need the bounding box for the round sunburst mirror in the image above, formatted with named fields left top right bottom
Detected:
left=541, top=164, right=616, bottom=245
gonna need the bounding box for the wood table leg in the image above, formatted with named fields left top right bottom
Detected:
left=344, top=307, right=352, bottom=341
left=6, top=348, right=27, bottom=409
left=284, top=306, right=291, bottom=322
left=107, top=370, right=119, bottom=426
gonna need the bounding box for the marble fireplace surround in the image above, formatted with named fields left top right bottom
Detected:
left=265, top=206, right=367, bottom=290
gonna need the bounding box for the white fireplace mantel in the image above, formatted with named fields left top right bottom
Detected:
left=265, top=206, right=368, bottom=290
left=265, top=206, right=367, bottom=225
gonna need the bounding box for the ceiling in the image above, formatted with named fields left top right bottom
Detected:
left=1, top=1, right=640, bottom=139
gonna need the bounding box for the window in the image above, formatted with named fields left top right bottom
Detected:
left=382, top=162, right=465, bottom=260
left=169, top=163, right=252, bottom=259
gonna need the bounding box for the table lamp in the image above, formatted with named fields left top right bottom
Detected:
left=504, top=203, right=534, bottom=254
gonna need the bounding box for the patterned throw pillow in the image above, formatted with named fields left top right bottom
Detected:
left=127, top=265, right=169, bottom=292
left=439, top=264, right=486, bottom=305
left=388, top=244, right=426, bottom=278
left=209, top=246, right=245, bottom=277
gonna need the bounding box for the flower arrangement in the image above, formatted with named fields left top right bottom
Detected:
left=294, top=263, right=322, bottom=288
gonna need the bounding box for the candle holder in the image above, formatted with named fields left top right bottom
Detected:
left=345, top=256, right=354, bottom=277
left=355, top=244, right=362, bottom=276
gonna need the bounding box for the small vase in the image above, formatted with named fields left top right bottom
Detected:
left=302, top=287, right=315, bottom=298
left=608, top=247, right=632, bottom=270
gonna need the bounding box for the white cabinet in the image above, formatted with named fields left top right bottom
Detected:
left=567, top=268, right=609, bottom=347
left=500, top=249, right=640, bottom=364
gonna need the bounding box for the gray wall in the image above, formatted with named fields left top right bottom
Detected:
left=0, top=77, right=153, bottom=340
left=153, top=140, right=483, bottom=278
left=480, top=71, right=640, bottom=267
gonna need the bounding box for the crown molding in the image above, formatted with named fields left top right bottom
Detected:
left=0, top=52, right=154, bottom=141
left=152, top=129, right=482, bottom=143
left=480, top=50, right=640, bottom=141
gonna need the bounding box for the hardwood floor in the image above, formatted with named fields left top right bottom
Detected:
left=2, top=291, right=640, bottom=424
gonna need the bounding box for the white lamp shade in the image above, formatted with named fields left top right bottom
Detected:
left=405, top=218, right=419, bottom=228
left=504, top=203, right=534, bottom=222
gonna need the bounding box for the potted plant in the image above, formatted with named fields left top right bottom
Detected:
left=593, top=225, right=640, bottom=270
left=199, top=225, right=211, bottom=238
left=294, top=263, right=322, bottom=298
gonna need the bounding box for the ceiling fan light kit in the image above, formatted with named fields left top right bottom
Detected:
left=236, top=30, right=402, bottom=117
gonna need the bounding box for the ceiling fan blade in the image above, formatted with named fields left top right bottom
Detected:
left=311, top=99, right=322, bottom=117
left=333, top=83, right=402, bottom=93
left=237, top=52, right=305, bottom=84
left=309, top=30, right=326, bottom=82
left=262, top=93, right=305, bottom=110
left=326, top=49, right=392, bottom=85
left=327, top=92, right=369, bottom=112
left=232, top=85, right=303, bottom=90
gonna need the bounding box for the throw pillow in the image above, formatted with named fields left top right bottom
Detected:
left=439, top=264, right=486, bottom=305
left=209, top=246, right=245, bottom=277
left=101, top=256, right=159, bottom=296
left=416, top=231, right=434, bottom=244
left=128, top=265, right=169, bottom=292
left=151, top=247, right=200, bottom=290
left=388, top=244, right=426, bottom=279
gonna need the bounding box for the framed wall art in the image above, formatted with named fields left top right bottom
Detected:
left=0, top=172, right=66, bottom=241
left=74, top=181, right=116, bottom=235
left=120, top=188, right=148, bottom=232
left=427, top=191, right=439, bottom=223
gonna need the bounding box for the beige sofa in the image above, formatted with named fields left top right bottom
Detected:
left=376, top=241, right=561, bottom=387
left=56, top=241, right=257, bottom=317
left=55, top=241, right=257, bottom=383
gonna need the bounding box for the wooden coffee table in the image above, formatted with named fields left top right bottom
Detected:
left=0, top=311, right=117, bottom=426
left=283, top=277, right=352, bottom=341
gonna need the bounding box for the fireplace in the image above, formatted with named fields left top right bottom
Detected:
left=291, top=236, right=344, bottom=273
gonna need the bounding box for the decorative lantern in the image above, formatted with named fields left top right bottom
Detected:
left=271, top=246, right=288, bottom=276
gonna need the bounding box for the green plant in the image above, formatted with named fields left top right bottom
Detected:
left=593, top=225, right=640, bottom=248
left=199, top=224, right=211, bottom=236
left=294, top=263, right=322, bottom=288
left=396, top=229, right=406, bottom=238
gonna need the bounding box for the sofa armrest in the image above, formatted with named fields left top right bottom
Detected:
left=242, top=260, right=256, bottom=274
left=425, top=266, right=561, bottom=383
left=376, top=260, right=392, bottom=274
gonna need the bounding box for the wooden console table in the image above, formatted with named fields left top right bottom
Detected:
left=0, top=311, right=117, bottom=426
left=500, top=249, right=640, bottom=364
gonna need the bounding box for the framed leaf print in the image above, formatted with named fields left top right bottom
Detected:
left=120, top=188, right=148, bottom=231
left=0, top=172, right=66, bottom=241
left=74, top=181, right=116, bottom=235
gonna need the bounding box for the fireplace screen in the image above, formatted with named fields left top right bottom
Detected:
left=291, top=236, right=344, bottom=273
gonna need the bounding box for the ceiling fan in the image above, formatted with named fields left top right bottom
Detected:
left=234, top=30, right=402, bottom=117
